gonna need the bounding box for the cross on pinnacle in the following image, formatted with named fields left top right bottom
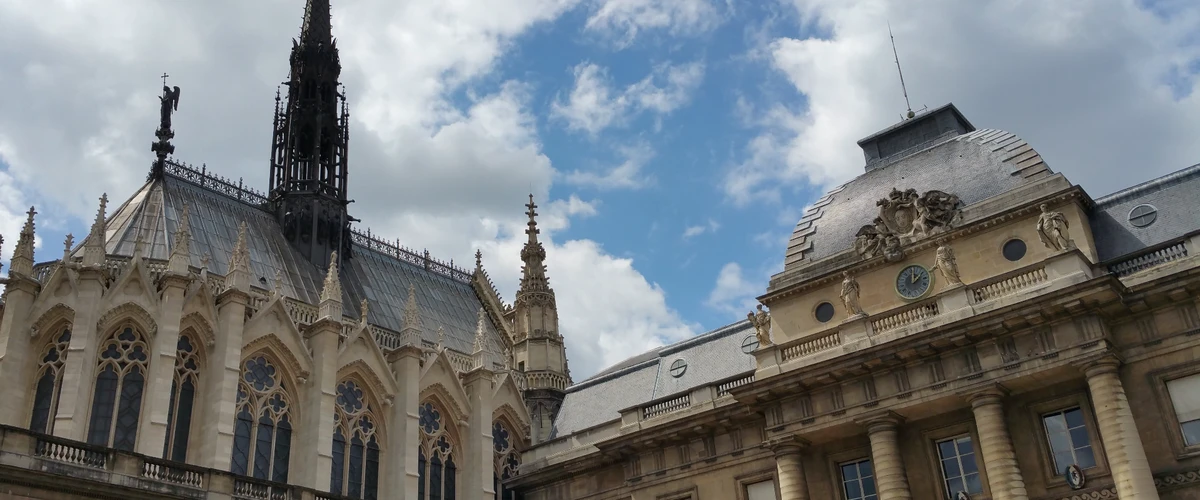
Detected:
left=525, top=194, right=540, bottom=240
left=161, top=72, right=169, bottom=86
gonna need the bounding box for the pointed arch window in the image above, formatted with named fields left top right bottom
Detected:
left=493, top=421, right=522, bottom=500
left=87, top=326, right=149, bottom=451
left=163, top=334, right=200, bottom=462
left=30, top=326, right=72, bottom=434
left=418, top=402, right=457, bottom=500
left=231, top=356, right=293, bottom=483
left=330, top=380, right=381, bottom=499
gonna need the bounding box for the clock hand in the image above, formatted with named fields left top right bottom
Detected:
left=911, top=273, right=919, bottom=284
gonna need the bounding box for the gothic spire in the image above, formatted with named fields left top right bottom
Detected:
left=9, top=207, right=36, bottom=276
left=83, top=194, right=108, bottom=267
left=169, top=204, right=191, bottom=274
left=228, top=222, right=252, bottom=292
left=300, top=0, right=333, bottom=47
left=319, top=250, right=342, bottom=319
left=518, top=194, right=553, bottom=295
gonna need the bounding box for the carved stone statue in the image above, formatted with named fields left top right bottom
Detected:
left=747, top=304, right=772, bottom=347
left=159, top=85, right=181, bottom=131
left=840, top=271, right=865, bottom=318
left=1036, top=204, right=1071, bottom=251
left=853, top=188, right=962, bottom=261
left=932, top=240, right=963, bottom=286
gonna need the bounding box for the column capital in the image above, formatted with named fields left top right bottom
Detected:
left=762, top=435, right=809, bottom=456
left=963, top=383, right=1009, bottom=409
left=856, top=410, right=905, bottom=433
left=1075, top=353, right=1122, bottom=378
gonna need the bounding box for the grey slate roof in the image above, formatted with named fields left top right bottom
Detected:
left=82, top=163, right=500, bottom=354
left=1089, top=163, right=1200, bottom=262
left=551, top=321, right=756, bottom=437
left=782, top=118, right=1053, bottom=273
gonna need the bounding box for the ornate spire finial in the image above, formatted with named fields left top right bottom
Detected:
left=227, top=222, right=251, bottom=292
left=272, top=269, right=284, bottom=299
left=151, top=79, right=181, bottom=180
left=525, top=193, right=540, bottom=243
left=169, top=203, right=192, bottom=273
left=475, top=249, right=483, bottom=273
left=360, top=299, right=370, bottom=326
left=402, top=284, right=421, bottom=331
left=321, top=250, right=341, bottom=303
left=62, top=233, right=74, bottom=264
left=10, top=207, right=36, bottom=275
left=475, top=307, right=488, bottom=351
left=300, top=0, right=333, bottom=46
left=84, top=194, right=108, bottom=267
left=436, top=326, right=446, bottom=349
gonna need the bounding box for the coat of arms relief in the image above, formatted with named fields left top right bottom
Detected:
left=853, top=188, right=963, bottom=262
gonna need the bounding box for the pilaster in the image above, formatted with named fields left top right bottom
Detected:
left=463, top=366, right=496, bottom=499
left=196, top=288, right=248, bottom=469
left=1080, top=355, right=1159, bottom=499
left=0, top=276, right=40, bottom=427
left=387, top=345, right=422, bottom=499
left=296, top=317, right=339, bottom=490
left=859, top=412, right=912, bottom=500
left=136, top=274, right=189, bottom=456
left=53, top=267, right=106, bottom=440
left=965, top=385, right=1027, bottom=500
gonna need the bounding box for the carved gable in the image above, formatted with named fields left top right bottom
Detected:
left=242, top=297, right=314, bottom=382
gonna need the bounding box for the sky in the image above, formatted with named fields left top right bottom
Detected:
left=1, top=0, right=1198, bottom=380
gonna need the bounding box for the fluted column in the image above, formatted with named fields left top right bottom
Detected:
left=863, top=413, right=911, bottom=500
left=766, top=436, right=810, bottom=500
left=967, top=386, right=1028, bottom=500
left=1083, top=356, right=1159, bottom=499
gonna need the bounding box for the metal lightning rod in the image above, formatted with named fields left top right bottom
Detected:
left=889, top=23, right=915, bottom=120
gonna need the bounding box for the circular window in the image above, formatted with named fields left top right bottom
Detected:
left=741, top=335, right=759, bottom=354
left=1002, top=239, right=1027, bottom=262
left=669, top=359, right=687, bottom=378
left=1129, top=204, right=1158, bottom=228
left=814, top=302, right=835, bottom=323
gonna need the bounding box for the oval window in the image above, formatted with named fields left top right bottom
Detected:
left=669, top=359, right=687, bottom=378
left=1002, top=239, right=1027, bottom=262
left=741, top=335, right=759, bottom=354
left=1128, top=204, right=1158, bottom=228
left=815, top=302, right=835, bottom=323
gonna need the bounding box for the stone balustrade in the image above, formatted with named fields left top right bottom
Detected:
left=642, top=393, right=691, bottom=420
left=781, top=330, right=841, bottom=361
left=969, top=265, right=1049, bottom=303
left=0, top=424, right=358, bottom=500
left=1108, top=240, right=1190, bottom=277
left=871, top=302, right=939, bottom=333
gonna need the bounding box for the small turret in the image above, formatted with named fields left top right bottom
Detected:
left=9, top=207, right=35, bottom=276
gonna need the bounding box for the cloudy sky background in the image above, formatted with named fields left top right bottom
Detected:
left=1, top=0, right=1197, bottom=379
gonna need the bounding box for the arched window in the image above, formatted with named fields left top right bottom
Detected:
left=330, top=380, right=380, bottom=500
left=418, top=402, right=457, bottom=500
left=30, top=325, right=71, bottom=434
left=164, top=334, right=200, bottom=462
left=87, top=326, right=149, bottom=451
left=493, top=421, right=522, bottom=500
left=231, top=356, right=293, bottom=483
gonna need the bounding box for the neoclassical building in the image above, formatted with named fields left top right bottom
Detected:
left=0, top=1, right=571, bottom=499
left=509, top=104, right=1200, bottom=500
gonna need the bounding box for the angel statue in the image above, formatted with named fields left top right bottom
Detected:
left=1036, top=204, right=1071, bottom=251
left=159, top=85, right=181, bottom=130
left=747, top=304, right=772, bottom=347
left=931, top=240, right=963, bottom=286
left=841, top=271, right=866, bottom=318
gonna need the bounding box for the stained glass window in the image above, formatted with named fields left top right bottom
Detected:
left=164, top=334, right=200, bottom=462
left=230, top=356, right=293, bottom=483
left=87, top=326, right=149, bottom=451
left=30, top=326, right=71, bottom=434
left=419, top=400, right=456, bottom=500
left=493, top=420, right=521, bottom=500
left=330, top=380, right=381, bottom=499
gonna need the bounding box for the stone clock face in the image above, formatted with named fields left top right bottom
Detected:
left=896, top=264, right=932, bottom=300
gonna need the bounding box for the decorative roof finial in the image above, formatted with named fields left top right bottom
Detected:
left=436, top=326, right=445, bottom=349
left=62, top=233, right=74, bottom=264
left=150, top=76, right=181, bottom=180
left=321, top=251, right=341, bottom=303
left=402, top=284, right=421, bottom=331
left=360, top=299, right=370, bottom=327
left=84, top=194, right=108, bottom=268
left=272, top=269, right=284, bottom=299
left=474, top=307, right=488, bottom=351
left=169, top=203, right=191, bottom=273
left=475, top=249, right=483, bottom=273
left=227, top=222, right=251, bottom=292
left=9, top=207, right=36, bottom=276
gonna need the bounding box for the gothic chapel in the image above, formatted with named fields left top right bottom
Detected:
left=0, top=1, right=570, bottom=499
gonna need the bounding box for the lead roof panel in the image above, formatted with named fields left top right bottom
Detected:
left=1089, top=163, right=1200, bottom=262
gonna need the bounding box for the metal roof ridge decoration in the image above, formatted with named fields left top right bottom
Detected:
left=348, top=227, right=472, bottom=283
left=163, top=160, right=268, bottom=206
left=853, top=187, right=963, bottom=262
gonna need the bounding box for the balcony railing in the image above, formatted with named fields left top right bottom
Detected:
left=1108, top=240, right=1189, bottom=277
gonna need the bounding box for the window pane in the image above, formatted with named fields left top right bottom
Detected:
left=231, top=407, right=253, bottom=475
left=1069, top=427, right=1090, bottom=449
left=253, top=420, right=274, bottom=480
left=745, top=479, right=777, bottom=500
left=331, top=428, right=345, bottom=495
left=30, top=371, right=57, bottom=434
left=1167, top=374, right=1200, bottom=423
left=1044, top=413, right=1067, bottom=434
left=114, top=368, right=145, bottom=452
left=445, top=457, right=457, bottom=500
left=1064, top=408, right=1085, bottom=429
left=171, top=380, right=195, bottom=462
left=1182, top=419, right=1200, bottom=446
left=349, top=436, right=364, bottom=498
left=1075, top=446, right=1096, bottom=469
left=164, top=381, right=178, bottom=458
left=273, top=418, right=292, bottom=483
left=365, top=442, right=379, bottom=500
left=87, top=366, right=119, bottom=446
left=430, top=455, right=443, bottom=500
left=418, top=449, right=426, bottom=500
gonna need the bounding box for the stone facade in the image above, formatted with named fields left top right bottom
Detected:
left=510, top=106, right=1200, bottom=500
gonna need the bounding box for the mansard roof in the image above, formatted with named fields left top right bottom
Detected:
left=551, top=320, right=755, bottom=438
left=1088, top=162, right=1200, bottom=263
left=77, top=160, right=502, bottom=356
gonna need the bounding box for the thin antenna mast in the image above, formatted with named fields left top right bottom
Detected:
left=889, top=23, right=915, bottom=120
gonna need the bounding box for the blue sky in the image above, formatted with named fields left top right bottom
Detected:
left=1, top=0, right=1199, bottom=378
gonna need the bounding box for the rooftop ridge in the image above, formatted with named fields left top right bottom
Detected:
left=349, top=228, right=472, bottom=284
left=163, top=160, right=268, bottom=205
left=1093, top=162, right=1200, bottom=207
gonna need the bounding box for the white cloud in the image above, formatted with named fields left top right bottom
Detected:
left=726, top=0, right=1200, bottom=206
left=0, top=0, right=695, bottom=379
left=564, top=142, right=656, bottom=190
left=585, top=0, right=724, bottom=48
left=704, top=262, right=761, bottom=316
left=682, top=218, right=721, bottom=239
left=551, top=60, right=706, bottom=135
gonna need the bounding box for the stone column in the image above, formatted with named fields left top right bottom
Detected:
left=0, top=275, right=40, bottom=428
left=766, top=436, right=810, bottom=500
left=195, top=287, right=248, bottom=469
left=862, top=412, right=912, bottom=500
left=462, top=367, right=496, bottom=499
left=136, top=274, right=188, bottom=456
left=967, top=386, right=1027, bottom=500
left=53, top=267, right=106, bottom=440
left=386, top=344, right=422, bottom=499
left=1082, top=356, right=1159, bottom=500
left=296, top=317, right=339, bottom=491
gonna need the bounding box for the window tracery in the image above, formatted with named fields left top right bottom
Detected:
left=330, top=380, right=380, bottom=500
left=493, top=420, right=521, bottom=500
left=30, top=326, right=71, bottom=435
left=87, top=325, right=149, bottom=451
left=418, top=401, right=457, bottom=500
left=164, top=334, right=200, bottom=462
left=231, top=356, right=293, bottom=483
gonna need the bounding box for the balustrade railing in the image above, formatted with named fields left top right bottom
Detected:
left=871, top=302, right=939, bottom=333
left=34, top=435, right=108, bottom=469
left=232, top=477, right=289, bottom=500
left=1109, top=241, right=1189, bottom=277
left=717, top=373, right=755, bottom=396
left=142, top=456, right=205, bottom=488
left=781, top=331, right=841, bottom=361
left=970, top=266, right=1049, bottom=303
left=643, top=394, right=691, bottom=420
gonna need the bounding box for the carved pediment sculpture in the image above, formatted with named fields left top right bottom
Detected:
left=854, top=188, right=962, bottom=261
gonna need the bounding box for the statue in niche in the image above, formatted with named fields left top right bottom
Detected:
left=840, top=271, right=866, bottom=318
left=1036, top=204, right=1072, bottom=251
left=747, top=304, right=772, bottom=347
left=932, top=240, right=963, bottom=286
left=853, top=188, right=962, bottom=261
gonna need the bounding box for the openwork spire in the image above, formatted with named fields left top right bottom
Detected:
left=169, top=203, right=191, bottom=273
left=227, top=222, right=252, bottom=292
left=9, top=206, right=35, bottom=276
left=300, top=0, right=333, bottom=46
left=83, top=194, right=108, bottom=267
left=518, top=194, right=553, bottom=295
